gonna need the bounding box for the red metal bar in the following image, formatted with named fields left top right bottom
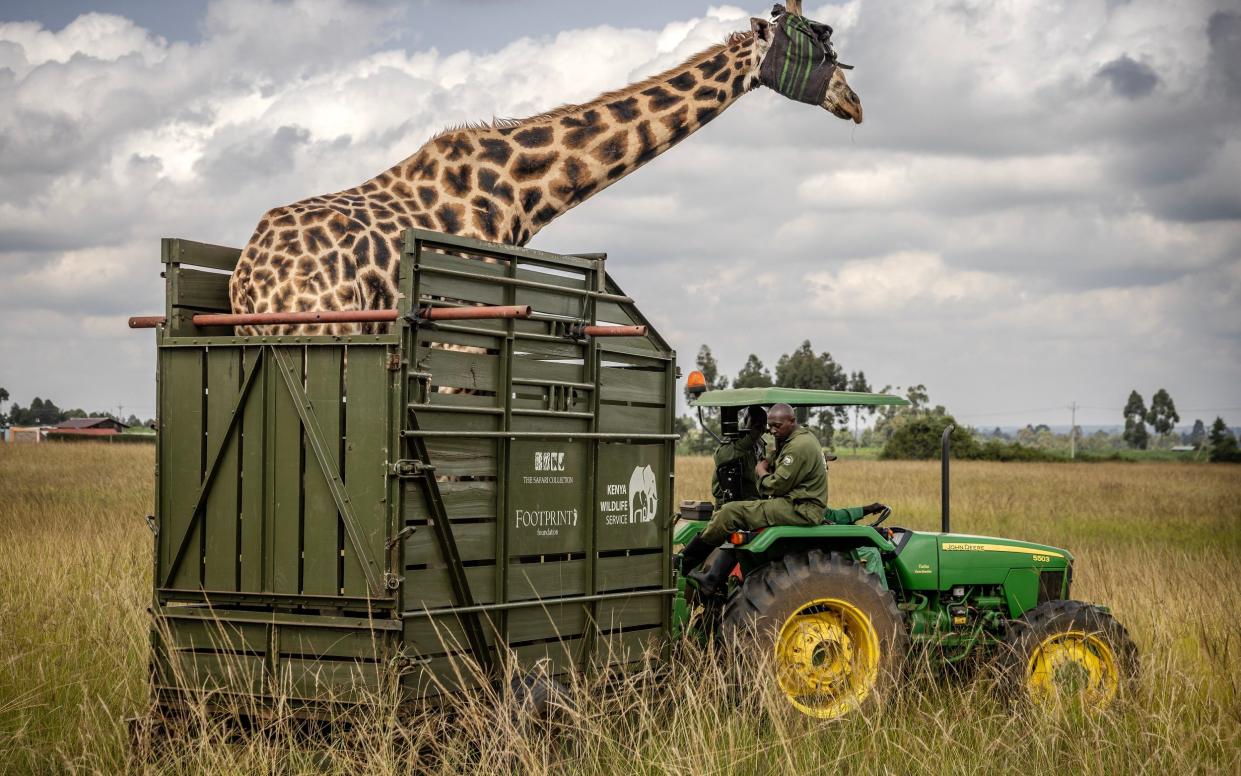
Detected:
left=193, top=309, right=401, bottom=327
left=420, top=304, right=531, bottom=321
left=581, top=324, right=648, bottom=337
left=127, top=305, right=533, bottom=330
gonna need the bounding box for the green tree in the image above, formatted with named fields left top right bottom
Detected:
left=733, top=354, right=773, bottom=388
left=1122, top=390, right=1149, bottom=450
left=1188, top=419, right=1206, bottom=449
left=1208, top=417, right=1241, bottom=463
left=881, top=410, right=979, bottom=460
left=774, top=340, right=847, bottom=445
left=846, top=370, right=872, bottom=452
left=0, top=386, right=8, bottom=424
left=1146, top=388, right=1180, bottom=436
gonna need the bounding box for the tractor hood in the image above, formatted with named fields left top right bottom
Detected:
left=937, top=532, right=1073, bottom=566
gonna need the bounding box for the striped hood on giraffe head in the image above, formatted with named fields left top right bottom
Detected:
left=751, top=1, right=862, bottom=123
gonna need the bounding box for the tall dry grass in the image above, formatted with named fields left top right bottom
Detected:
left=1, top=445, right=1239, bottom=774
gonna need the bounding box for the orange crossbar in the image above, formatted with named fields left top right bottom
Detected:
left=127, top=305, right=533, bottom=329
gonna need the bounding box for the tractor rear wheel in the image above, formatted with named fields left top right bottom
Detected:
left=999, top=599, right=1138, bottom=712
left=723, top=549, right=907, bottom=719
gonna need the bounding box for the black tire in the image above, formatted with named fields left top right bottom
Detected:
left=998, top=599, right=1139, bottom=711
left=722, top=549, right=907, bottom=719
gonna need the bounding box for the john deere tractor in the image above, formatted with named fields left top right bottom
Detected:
left=673, top=386, right=1138, bottom=719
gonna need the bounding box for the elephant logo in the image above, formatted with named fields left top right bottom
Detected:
left=628, top=465, right=659, bottom=523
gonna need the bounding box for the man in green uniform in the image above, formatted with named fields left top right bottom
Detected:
left=710, top=405, right=767, bottom=504
left=680, top=403, right=886, bottom=589
left=681, top=403, right=822, bottom=571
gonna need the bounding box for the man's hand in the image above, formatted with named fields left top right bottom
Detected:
left=862, top=502, right=886, bottom=515
left=755, top=459, right=770, bottom=477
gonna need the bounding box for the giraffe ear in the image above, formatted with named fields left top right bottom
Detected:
left=750, top=17, right=773, bottom=42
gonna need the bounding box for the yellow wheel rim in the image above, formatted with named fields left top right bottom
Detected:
left=1026, top=630, right=1120, bottom=711
left=774, top=598, right=880, bottom=719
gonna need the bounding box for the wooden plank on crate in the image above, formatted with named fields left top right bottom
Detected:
left=424, top=437, right=498, bottom=477
left=599, top=366, right=666, bottom=405
left=342, top=346, right=390, bottom=597
left=507, top=559, right=588, bottom=602
left=403, top=565, right=496, bottom=609
left=508, top=602, right=586, bottom=644
left=514, top=265, right=588, bottom=291
left=597, top=403, right=665, bottom=434
left=168, top=618, right=267, bottom=654
left=404, top=480, right=496, bottom=521
left=414, top=409, right=503, bottom=433
left=162, top=348, right=204, bottom=589
left=512, top=287, right=582, bottom=319
left=168, top=652, right=266, bottom=695
left=283, top=658, right=383, bottom=703
left=404, top=520, right=496, bottom=565
left=162, top=237, right=243, bottom=272
left=511, top=357, right=588, bottom=386
left=416, top=328, right=500, bottom=352
left=279, top=625, right=387, bottom=660
left=593, top=301, right=637, bottom=327
left=203, top=348, right=241, bottom=590
left=302, top=348, right=343, bottom=596
left=595, top=596, right=665, bottom=633
left=239, top=347, right=266, bottom=591
left=419, top=347, right=499, bottom=393
left=172, top=266, right=231, bottom=311
left=513, top=637, right=583, bottom=676
left=596, top=553, right=664, bottom=592
left=418, top=273, right=506, bottom=307
left=270, top=348, right=303, bottom=594
left=403, top=616, right=496, bottom=658
left=417, top=249, right=506, bottom=279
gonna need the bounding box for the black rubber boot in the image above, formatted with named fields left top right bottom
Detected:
left=688, top=548, right=735, bottom=596
left=677, top=535, right=715, bottom=574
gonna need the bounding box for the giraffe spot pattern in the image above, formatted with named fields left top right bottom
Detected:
left=641, top=85, right=682, bottom=111
left=511, top=151, right=560, bottom=182
left=514, top=126, right=553, bottom=148
left=478, top=137, right=514, bottom=165
left=605, top=97, right=641, bottom=123
left=591, top=131, right=629, bottom=164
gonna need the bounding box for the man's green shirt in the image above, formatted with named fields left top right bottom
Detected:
left=759, top=426, right=827, bottom=508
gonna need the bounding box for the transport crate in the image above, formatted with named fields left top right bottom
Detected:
left=147, top=229, right=677, bottom=713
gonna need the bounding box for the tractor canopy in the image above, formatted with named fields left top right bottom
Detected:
left=690, top=387, right=910, bottom=409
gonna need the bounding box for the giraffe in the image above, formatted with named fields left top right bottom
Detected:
left=227, top=3, right=862, bottom=334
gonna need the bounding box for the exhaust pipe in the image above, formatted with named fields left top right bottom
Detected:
left=941, top=424, right=954, bottom=533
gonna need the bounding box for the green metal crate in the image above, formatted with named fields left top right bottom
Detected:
left=149, top=229, right=678, bottom=714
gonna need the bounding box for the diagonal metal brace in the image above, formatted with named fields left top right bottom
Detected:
left=163, top=347, right=264, bottom=587
left=269, top=347, right=384, bottom=596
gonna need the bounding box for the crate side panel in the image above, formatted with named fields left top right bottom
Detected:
left=238, top=347, right=266, bottom=591
left=172, top=266, right=231, bottom=311
left=269, top=347, right=303, bottom=595
left=203, top=348, right=242, bottom=590
left=595, top=442, right=667, bottom=553
left=596, top=553, right=664, bottom=592
left=404, top=520, right=496, bottom=566
left=343, top=346, right=391, bottom=596
left=302, top=348, right=343, bottom=596
left=423, top=437, right=497, bottom=478
left=506, top=559, right=588, bottom=602
left=402, top=565, right=496, bottom=609
left=161, top=348, right=204, bottom=589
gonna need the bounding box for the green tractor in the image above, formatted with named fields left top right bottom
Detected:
left=672, top=386, right=1138, bottom=719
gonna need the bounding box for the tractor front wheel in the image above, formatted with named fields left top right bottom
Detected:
left=723, top=549, right=907, bottom=719
left=999, top=599, right=1138, bottom=712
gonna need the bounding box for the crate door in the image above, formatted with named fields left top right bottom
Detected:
left=158, top=344, right=390, bottom=600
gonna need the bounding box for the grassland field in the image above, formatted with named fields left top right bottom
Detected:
left=1, top=444, right=1238, bottom=774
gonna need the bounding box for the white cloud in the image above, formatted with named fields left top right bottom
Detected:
left=0, top=0, right=1237, bottom=427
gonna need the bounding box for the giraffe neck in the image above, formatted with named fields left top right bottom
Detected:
left=381, top=33, right=760, bottom=246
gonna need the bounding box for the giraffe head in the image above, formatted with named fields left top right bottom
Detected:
left=750, top=1, right=862, bottom=124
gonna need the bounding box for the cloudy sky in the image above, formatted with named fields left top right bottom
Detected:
left=1, top=0, right=1238, bottom=428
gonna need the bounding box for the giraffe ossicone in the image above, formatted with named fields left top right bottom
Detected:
left=228, top=8, right=862, bottom=335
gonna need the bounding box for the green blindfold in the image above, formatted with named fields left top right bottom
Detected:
left=758, top=5, right=852, bottom=105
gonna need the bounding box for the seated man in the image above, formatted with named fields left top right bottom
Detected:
left=711, top=404, right=768, bottom=505
left=681, top=403, right=884, bottom=592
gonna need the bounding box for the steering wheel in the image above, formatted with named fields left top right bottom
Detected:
left=868, top=505, right=892, bottom=528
